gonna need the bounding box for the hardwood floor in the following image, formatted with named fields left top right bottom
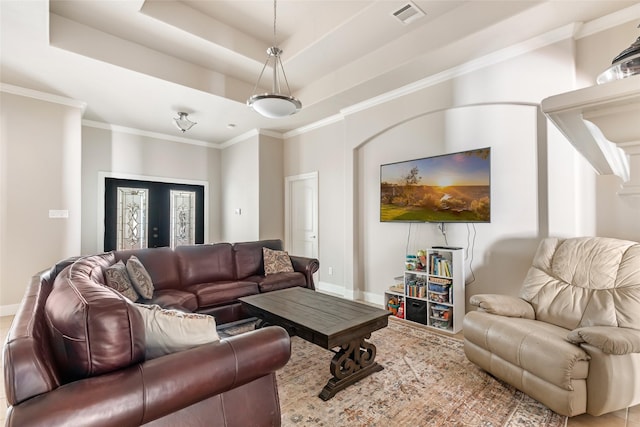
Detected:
left=0, top=313, right=637, bottom=426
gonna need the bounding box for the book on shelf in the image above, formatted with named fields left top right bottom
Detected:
left=429, top=253, right=452, bottom=277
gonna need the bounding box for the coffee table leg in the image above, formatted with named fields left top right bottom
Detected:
left=318, top=334, right=382, bottom=401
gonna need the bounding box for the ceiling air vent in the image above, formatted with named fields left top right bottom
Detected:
left=392, top=1, right=425, bottom=25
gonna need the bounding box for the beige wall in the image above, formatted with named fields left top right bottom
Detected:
left=81, top=125, right=222, bottom=253
left=0, top=92, right=83, bottom=312
left=221, top=135, right=259, bottom=242
left=258, top=134, right=284, bottom=240
left=281, top=25, right=638, bottom=306
left=220, top=132, right=286, bottom=243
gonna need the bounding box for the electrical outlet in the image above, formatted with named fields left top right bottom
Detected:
left=328, top=267, right=333, bottom=275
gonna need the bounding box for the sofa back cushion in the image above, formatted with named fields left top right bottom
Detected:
left=45, top=253, right=145, bottom=383
left=519, top=237, right=640, bottom=330
left=234, top=240, right=283, bottom=279
left=114, top=247, right=180, bottom=291
left=176, top=243, right=235, bottom=285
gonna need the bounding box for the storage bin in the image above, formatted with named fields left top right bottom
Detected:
left=428, top=283, right=449, bottom=293
left=431, top=305, right=452, bottom=321
left=431, top=318, right=452, bottom=329
left=428, top=291, right=449, bottom=303
left=406, top=299, right=427, bottom=325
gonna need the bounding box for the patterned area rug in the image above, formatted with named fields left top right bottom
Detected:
left=221, top=317, right=567, bottom=427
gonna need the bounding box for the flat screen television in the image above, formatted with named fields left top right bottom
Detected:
left=380, top=147, right=490, bottom=223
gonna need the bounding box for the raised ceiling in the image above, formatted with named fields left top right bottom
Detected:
left=0, top=1, right=637, bottom=146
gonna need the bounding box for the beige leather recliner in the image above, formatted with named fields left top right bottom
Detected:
left=463, top=236, right=640, bottom=417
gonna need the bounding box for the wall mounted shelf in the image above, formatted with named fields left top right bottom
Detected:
left=541, top=75, right=640, bottom=196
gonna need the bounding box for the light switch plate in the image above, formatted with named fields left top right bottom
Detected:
left=49, top=209, right=69, bottom=218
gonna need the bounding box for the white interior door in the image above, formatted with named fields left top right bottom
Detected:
left=285, top=172, right=318, bottom=262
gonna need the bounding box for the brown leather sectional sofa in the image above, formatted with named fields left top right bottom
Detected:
left=3, top=239, right=319, bottom=426
left=112, top=239, right=319, bottom=323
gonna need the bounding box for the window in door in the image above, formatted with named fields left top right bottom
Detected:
left=105, top=178, right=204, bottom=251
left=116, top=187, right=149, bottom=250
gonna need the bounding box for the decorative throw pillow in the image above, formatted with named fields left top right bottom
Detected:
left=134, top=304, right=220, bottom=359
left=104, top=261, right=140, bottom=302
left=263, top=247, right=294, bottom=275
left=126, top=255, right=154, bottom=299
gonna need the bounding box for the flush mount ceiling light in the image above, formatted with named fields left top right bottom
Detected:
left=247, top=0, right=301, bottom=119
left=174, top=112, right=197, bottom=133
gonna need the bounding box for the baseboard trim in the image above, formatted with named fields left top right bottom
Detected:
left=315, top=283, right=384, bottom=308
left=316, top=281, right=346, bottom=297
left=0, top=304, right=20, bottom=317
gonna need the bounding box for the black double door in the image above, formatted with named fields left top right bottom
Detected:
left=104, top=178, right=204, bottom=251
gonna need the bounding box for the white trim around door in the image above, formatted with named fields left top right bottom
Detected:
left=97, top=172, right=209, bottom=253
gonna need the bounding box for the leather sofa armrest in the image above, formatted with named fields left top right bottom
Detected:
left=6, top=326, right=291, bottom=427
left=289, top=255, right=319, bottom=290
left=469, top=294, right=535, bottom=319
left=567, top=326, right=640, bottom=355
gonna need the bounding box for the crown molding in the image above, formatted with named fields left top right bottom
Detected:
left=82, top=120, right=218, bottom=148
left=0, top=83, right=87, bottom=112
left=284, top=114, right=344, bottom=138
left=575, top=3, right=640, bottom=39
left=289, top=5, right=636, bottom=137
left=341, top=23, right=578, bottom=117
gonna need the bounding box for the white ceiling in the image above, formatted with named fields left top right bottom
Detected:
left=1, top=0, right=637, bottom=146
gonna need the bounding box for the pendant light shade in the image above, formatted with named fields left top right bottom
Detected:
left=597, top=25, right=640, bottom=84
left=247, top=1, right=301, bottom=118
left=248, top=93, right=301, bottom=119
left=174, top=112, right=197, bottom=133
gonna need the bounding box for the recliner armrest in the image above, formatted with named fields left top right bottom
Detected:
left=469, top=294, right=535, bottom=319
left=5, top=326, right=291, bottom=427
left=289, top=255, right=319, bottom=290
left=567, top=326, right=640, bottom=355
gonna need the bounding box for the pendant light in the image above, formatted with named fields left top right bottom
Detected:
left=597, top=25, right=640, bottom=84
left=247, top=0, right=301, bottom=118
left=174, top=112, right=197, bottom=133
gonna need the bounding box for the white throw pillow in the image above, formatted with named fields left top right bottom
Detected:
left=135, top=304, right=220, bottom=359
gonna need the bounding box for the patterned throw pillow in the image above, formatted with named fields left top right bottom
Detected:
left=104, top=261, right=140, bottom=302
left=263, top=247, right=294, bottom=275
left=135, top=304, right=220, bottom=359
left=126, top=255, right=154, bottom=299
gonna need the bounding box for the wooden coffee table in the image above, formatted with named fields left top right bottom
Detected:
left=239, top=287, right=391, bottom=400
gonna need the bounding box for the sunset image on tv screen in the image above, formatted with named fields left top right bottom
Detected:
left=380, top=148, right=490, bottom=223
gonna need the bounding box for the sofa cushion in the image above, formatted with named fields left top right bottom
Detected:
left=46, top=254, right=145, bottom=382
left=176, top=243, right=235, bottom=285
left=104, top=260, right=139, bottom=302
left=257, top=272, right=306, bottom=293
left=142, top=289, right=199, bottom=312
left=126, top=255, right=155, bottom=299
left=114, top=247, right=180, bottom=291
left=263, top=247, right=294, bottom=275
left=463, top=311, right=589, bottom=391
left=134, top=304, right=220, bottom=359
left=234, top=240, right=283, bottom=279
left=186, top=281, right=259, bottom=308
